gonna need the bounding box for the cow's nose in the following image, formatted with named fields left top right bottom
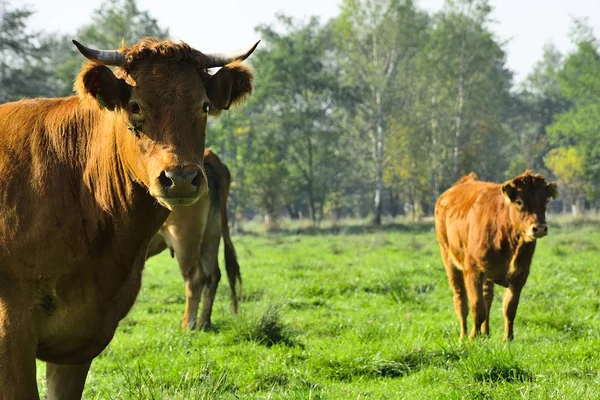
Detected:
left=159, top=165, right=204, bottom=198
left=531, top=224, right=548, bottom=238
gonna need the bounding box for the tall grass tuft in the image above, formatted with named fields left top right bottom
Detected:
left=234, top=298, right=297, bottom=347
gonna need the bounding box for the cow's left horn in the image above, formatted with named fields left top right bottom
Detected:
left=201, top=40, right=260, bottom=68
left=72, top=40, right=126, bottom=67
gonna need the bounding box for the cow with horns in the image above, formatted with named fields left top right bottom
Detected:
left=0, top=37, right=257, bottom=399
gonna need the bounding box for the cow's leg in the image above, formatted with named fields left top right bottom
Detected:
left=502, top=272, right=529, bottom=341
left=45, top=362, right=91, bottom=400
left=177, top=254, right=203, bottom=330
left=198, top=214, right=222, bottom=330
left=482, top=279, right=494, bottom=335
left=441, top=248, right=468, bottom=339
left=0, top=289, right=39, bottom=399
left=464, top=267, right=487, bottom=339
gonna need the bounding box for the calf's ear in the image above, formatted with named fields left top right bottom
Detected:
left=204, top=61, right=254, bottom=116
left=501, top=180, right=517, bottom=202
left=546, top=182, right=560, bottom=200
left=75, top=63, right=131, bottom=110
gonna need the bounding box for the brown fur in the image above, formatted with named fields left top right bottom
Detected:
left=434, top=171, right=558, bottom=341
left=0, top=37, right=254, bottom=399
left=146, top=149, right=241, bottom=330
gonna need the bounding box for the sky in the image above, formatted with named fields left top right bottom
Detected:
left=17, top=0, right=600, bottom=84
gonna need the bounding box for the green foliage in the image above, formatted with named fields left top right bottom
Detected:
left=508, top=44, right=568, bottom=178
left=0, top=1, right=60, bottom=101
left=333, top=0, right=429, bottom=224
left=544, top=147, right=587, bottom=199
left=545, top=25, right=600, bottom=205
left=5, top=0, right=600, bottom=216
left=77, top=0, right=168, bottom=49
left=53, top=0, right=169, bottom=95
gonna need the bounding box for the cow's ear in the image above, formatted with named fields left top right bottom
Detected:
left=546, top=182, right=560, bottom=200
left=75, top=63, right=131, bottom=110
left=204, top=61, right=254, bottom=116
left=501, top=180, right=517, bottom=202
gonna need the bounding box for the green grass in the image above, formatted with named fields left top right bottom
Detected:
left=36, top=218, right=600, bottom=399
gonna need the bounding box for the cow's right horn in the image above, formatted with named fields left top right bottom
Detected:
left=72, top=40, right=126, bottom=67
left=200, top=41, right=261, bottom=68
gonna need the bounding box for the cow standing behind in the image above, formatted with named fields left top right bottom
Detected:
left=146, top=149, right=240, bottom=330
left=434, top=171, right=559, bottom=341
left=0, top=38, right=256, bottom=399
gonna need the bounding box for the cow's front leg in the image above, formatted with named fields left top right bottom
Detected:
left=502, top=271, right=529, bottom=341
left=464, top=268, right=487, bottom=339
left=0, top=289, right=39, bottom=399
left=45, top=362, right=91, bottom=400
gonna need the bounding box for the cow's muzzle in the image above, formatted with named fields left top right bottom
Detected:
left=154, top=165, right=207, bottom=209
left=529, top=223, right=548, bottom=239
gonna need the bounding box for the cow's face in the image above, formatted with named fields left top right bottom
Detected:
left=502, top=171, right=559, bottom=241
left=74, top=39, right=256, bottom=210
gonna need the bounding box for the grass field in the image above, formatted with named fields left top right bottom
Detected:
left=37, top=218, right=600, bottom=399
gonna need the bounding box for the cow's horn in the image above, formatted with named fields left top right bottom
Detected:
left=72, top=40, right=126, bottom=67
left=201, top=40, right=260, bottom=68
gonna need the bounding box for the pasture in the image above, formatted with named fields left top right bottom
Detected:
left=37, top=218, right=600, bottom=399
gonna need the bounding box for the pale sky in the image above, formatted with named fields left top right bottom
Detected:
left=17, top=0, right=600, bottom=84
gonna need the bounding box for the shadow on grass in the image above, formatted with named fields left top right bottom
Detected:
left=317, top=346, right=464, bottom=381
left=459, top=345, right=534, bottom=385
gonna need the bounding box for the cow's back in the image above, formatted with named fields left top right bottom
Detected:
left=434, top=176, right=504, bottom=267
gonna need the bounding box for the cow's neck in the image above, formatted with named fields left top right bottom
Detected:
left=67, top=98, right=169, bottom=245
left=502, top=209, right=528, bottom=251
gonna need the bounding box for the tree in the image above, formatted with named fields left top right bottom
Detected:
left=0, top=1, right=59, bottom=102
left=333, top=0, right=426, bottom=225
left=252, top=16, right=343, bottom=224
left=424, top=0, right=512, bottom=192
left=547, top=20, right=600, bottom=210
left=508, top=43, right=568, bottom=178
left=51, top=0, right=169, bottom=95
left=544, top=147, right=586, bottom=216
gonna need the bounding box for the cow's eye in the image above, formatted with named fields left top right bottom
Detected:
left=129, top=102, right=141, bottom=115
left=515, top=199, right=524, bottom=208
left=202, top=102, right=210, bottom=113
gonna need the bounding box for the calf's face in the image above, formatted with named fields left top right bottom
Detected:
left=501, top=172, right=559, bottom=241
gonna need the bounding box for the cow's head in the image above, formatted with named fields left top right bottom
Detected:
left=501, top=171, right=559, bottom=241
left=73, top=38, right=257, bottom=210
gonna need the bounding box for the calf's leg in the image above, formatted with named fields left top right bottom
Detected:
left=441, top=249, right=468, bottom=339
left=502, top=277, right=528, bottom=341
left=464, top=267, right=487, bottom=339
left=482, top=279, right=494, bottom=335
left=179, top=257, right=203, bottom=330
left=198, top=232, right=222, bottom=329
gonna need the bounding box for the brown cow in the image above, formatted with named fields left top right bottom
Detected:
left=0, top=38, right=256, bottom=399
left=434, top=171, right=559, bottom=341
left=146, top=149, right=240, bottom=330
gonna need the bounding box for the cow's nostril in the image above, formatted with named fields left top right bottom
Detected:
left=191, top=172, right=201, bottom=189
left=543, top=226, right=548, bottom=233
left=159, top=171, right=174, bottom=189
left=532, top=226, right=538, bottom=233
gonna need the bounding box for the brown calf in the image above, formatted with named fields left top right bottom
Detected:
left=147, top=149, right=240, bottom=330
left=434, top=171, right=559, bottom=341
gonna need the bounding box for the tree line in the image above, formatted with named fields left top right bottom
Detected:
left=2, top=0, right=599, bottom=227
